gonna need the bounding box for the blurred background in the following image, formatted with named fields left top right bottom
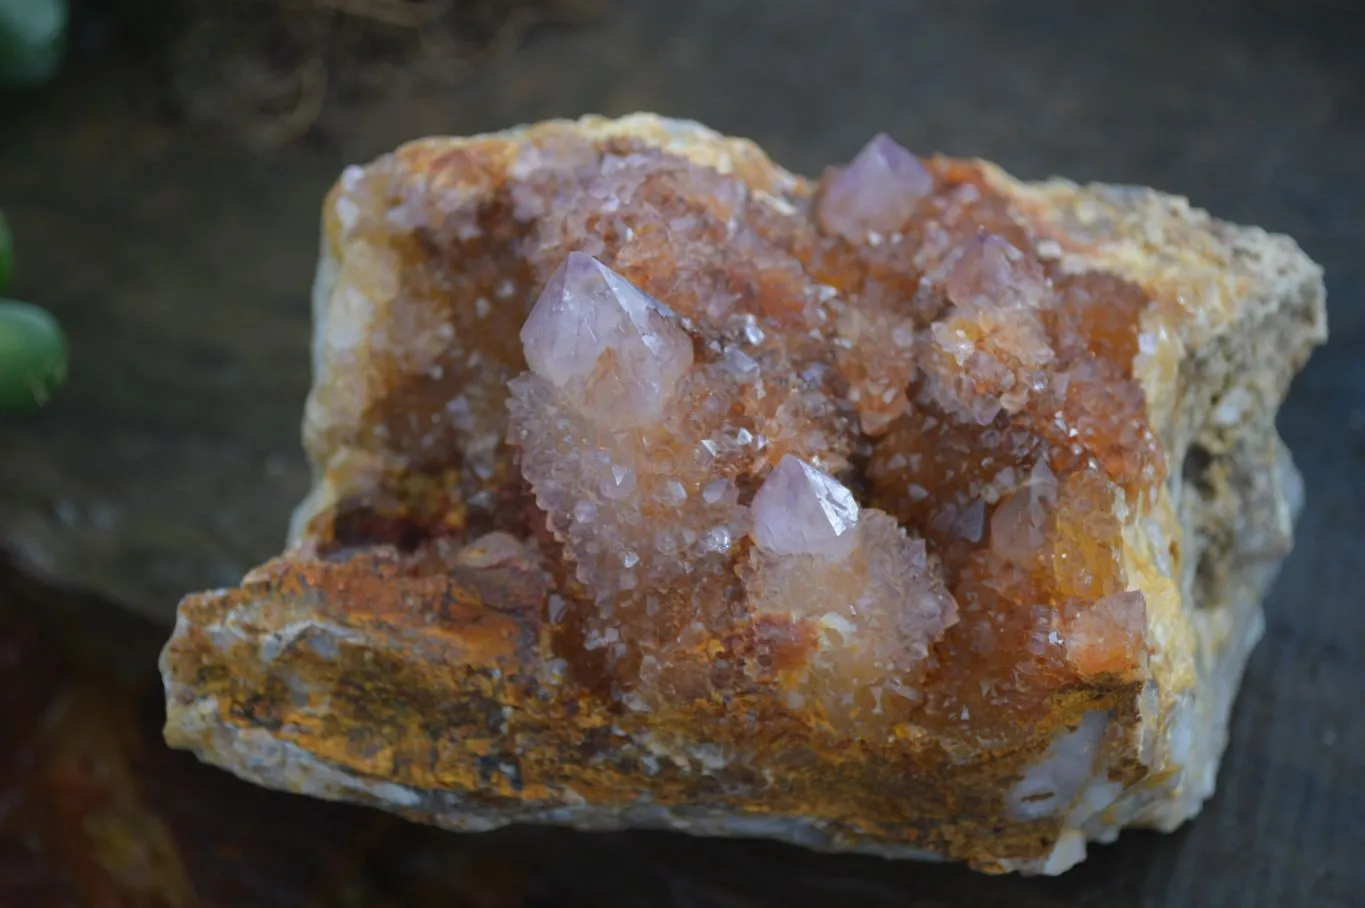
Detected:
left=0, top=0, right=1361, bottom=905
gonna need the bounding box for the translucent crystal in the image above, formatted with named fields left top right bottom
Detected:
left=817, top=133, right=933, bottom=241
left=1065, top=591, right=1147, bottom=676
left=943, top=230, right=1047, bottom=311
left=990, top=459, right=1059, bottom=564
left=750, top=455, right=859, bottom=560
left=509, top=256, right=764, bottom=704
left=744, top=508, right=959, bottom=732
left=919, top=231, right=1056, bottom=423
left=520, top=251, right=694, bottom=426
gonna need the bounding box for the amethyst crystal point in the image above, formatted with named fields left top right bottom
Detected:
left=750, top=455, right=860, bottom=559
left=817, top=133, right=933, bottom=241
left=520, top=251, right=693, bottom=424
left=943, top=230, right=1046, bottom=310
left=522, top=252, right=665, bottom=385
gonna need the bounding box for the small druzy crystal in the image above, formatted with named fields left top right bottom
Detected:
left=750, top=455, right=860, bottom=559
left=816, top=133, right=933, bottom=241
left=520, top=251, right=693, bottom=425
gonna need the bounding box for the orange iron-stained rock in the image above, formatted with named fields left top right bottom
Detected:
left=160, top=115, right=1327, bottom=875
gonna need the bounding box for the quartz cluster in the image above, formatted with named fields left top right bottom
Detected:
left=161, top=115, right=1327, bottom=875
left=487, top=123, right=1166, bottom=744
left=508, top=248, right=957, bottom=725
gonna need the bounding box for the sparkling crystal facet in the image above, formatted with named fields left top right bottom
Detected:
left=520, top=251, right=693, bottom=424
left=817, top=133, right=933, bottom=241
left=750, top=455, right=860, bottom=559
left=943, top=230, right=1047, bottom=311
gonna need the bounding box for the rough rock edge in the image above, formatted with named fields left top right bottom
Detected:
left=166, top=653, right=951, bottom=862
left=993, top=169, right=1326, bottom=871
left=163, top=114, right=1327, bottom=875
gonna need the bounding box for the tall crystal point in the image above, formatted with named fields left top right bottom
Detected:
left=750, top=455, right=860, bottom=559
left=520, top=251, right=693, bottom=424
left=817, top=133, right=933, bottom=241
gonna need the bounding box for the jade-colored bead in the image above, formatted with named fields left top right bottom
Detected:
left=0, top=299, right=67, bottom=411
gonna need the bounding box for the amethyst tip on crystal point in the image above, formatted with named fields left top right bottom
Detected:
left=942, top=230, right=1045, bottom=310
left=750, top=455, right=860, bottom=560
left=816, top=132, right=933, bottom=242
left=519, top=251, right=694, bottom=425
left=521, top=252, right=651, bottom=386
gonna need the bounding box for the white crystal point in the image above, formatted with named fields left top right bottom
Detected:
left=520, top=251, right=693, bottom=423
left=817, top=133, right=933, bottom=241
left=751, top=455, right=860, bottom=559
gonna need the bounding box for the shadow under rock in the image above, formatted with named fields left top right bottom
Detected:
left=423, top=824, right=1160, bottom=908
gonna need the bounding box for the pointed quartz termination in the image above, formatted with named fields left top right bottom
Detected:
left=744, top=456, right=959, bottom=733
left=509, top=253, right=748, bottom=700
left=943, top=230, right=1049, bottom=312
left=919, top=230, right=1056, bottom=424
left=520, top=250, right=694, bottom=427
left=990, top=459, right=1060, bottom=565
left=816, top=133, right=933, bottom=242
left=750, top=454, right=860, bottom=560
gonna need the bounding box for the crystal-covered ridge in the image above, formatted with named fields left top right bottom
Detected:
left=744, top=497, right=960, bottom=732
left=508, top=252, right=754, bottom=704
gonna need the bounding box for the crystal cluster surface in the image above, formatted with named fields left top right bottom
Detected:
left=162, top=115, right=1327, bottom=876
left=485, top=129, right=1167, bottom=742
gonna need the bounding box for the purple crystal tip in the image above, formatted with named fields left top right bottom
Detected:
left=521, top=252, right=669, bottom=386
left=750, top=455, right=860, bottom=559
left=520, top=251, right=693, bottom=424
left=816, top=133, right=933, bottom=242
left=942, top=230, right=1045, bottom=310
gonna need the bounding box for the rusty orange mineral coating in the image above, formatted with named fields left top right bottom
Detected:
left=162, top=117, right=1242, bottom=872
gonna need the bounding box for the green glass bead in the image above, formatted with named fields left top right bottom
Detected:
left=0, top=299, right=67, bottom=411
left=0, top=0, right=67, bottom=89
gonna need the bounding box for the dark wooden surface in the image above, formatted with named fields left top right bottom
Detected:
left=0, top=0, right=1361, bottom=905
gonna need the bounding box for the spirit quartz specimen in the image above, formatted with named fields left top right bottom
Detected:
left=161, top=115, right=1326, bottom=874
